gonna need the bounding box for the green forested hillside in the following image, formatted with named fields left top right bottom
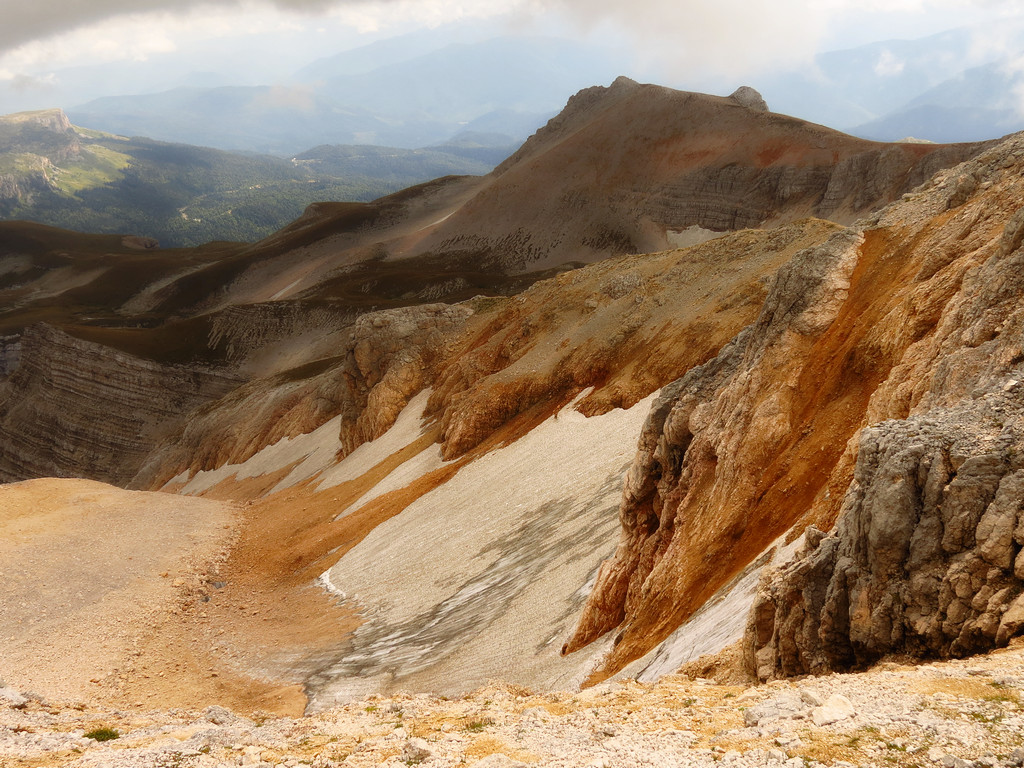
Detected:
left=0, top=110, right=503, bottom=247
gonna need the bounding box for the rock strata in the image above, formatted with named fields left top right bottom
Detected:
left=568, top=129, right=1024, bottom=679
left=134, top=303, right=472, bottom=487
left=0, top=324, right=240, bottom=485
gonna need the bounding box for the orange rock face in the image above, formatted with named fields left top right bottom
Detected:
left=428, top=221, right=843, bottom=461
left=565, top=132, right=1024, bottom=679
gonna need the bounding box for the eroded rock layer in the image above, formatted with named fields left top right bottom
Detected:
left=746, top=149, right=1024, bottom=677
left=136, top=219, right=837, bottom=492
left=567, top=130, right=1024, bottom=678
left=0, top=324, right=239, bottom=485
left=134, top=303, right=472, bottom=489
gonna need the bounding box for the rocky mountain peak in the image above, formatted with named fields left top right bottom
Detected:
left=2, top=107, right=74, bottom=133
left=729, top=85, right=770, bottom=111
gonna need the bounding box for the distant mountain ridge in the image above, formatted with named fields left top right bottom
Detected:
left=0, top=108, right=512, bottom=247
left=67, top=35, right=627, bottom=155
left=759, top=23, right=1024, bottom=142
left=851, top=60, right=1024, bottom=142
left=6, top=17, right=1024, bottom=154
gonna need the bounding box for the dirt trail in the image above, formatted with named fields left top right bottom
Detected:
left=0, top=478, right=352, bottom=716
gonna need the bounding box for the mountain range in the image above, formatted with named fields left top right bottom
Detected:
left=760, top=23, right=1024, bottom=141
left=0, top=108, right=510, bottom=247
left=66, top=35, right=627, bottom=155
left=3, top=78, right=1024, bottom=721
left=3, top=20, right=1014, bottom=157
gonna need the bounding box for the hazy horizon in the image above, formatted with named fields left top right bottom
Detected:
left=3, top=1, right=1024, bottom=150
left=3, top=2, right=1023, bottom=110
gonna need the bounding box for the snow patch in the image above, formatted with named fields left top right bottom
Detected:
left=618, top=531, right=807, bottom=682
left=311, top=391, right=658, bottom=705
left=317, top=389, right=435, bottom=492
left=667, top=225, right=725, bottom=249
left=270, top=277, right=302, bottom=301
left=169, top=390, right=436, bottom=498
left=175, top=415, right=344, bottom=496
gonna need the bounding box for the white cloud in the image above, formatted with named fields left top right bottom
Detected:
left=0, top=0, right=518, bottom=79
left=1, top=0, right=1023, bottom=90
left=530, top=0, right=829, bottom=79
left=874, top=50, right=906, bottom=76
left=520, top=0, right=1024, bottom=82
left=0, top=0, right=523, bottom=57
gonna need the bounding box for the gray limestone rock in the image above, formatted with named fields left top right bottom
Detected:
left=401, top=737, right=433, bottom=763
left=745, top=385, right=1024, bottom=679
left=470, top=756, right=530, bottom=768
left=810, top=694, right=855, bottom=726
left=729, top=86, right=770, bottom=112
left=743, top=691, right=806, bottom=726
left=0, top=688, right=28, bottom=708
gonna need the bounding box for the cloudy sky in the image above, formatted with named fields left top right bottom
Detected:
left=1, top=0, right=1023, bottom=115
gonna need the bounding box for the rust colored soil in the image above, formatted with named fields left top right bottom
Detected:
left=592, top=223, right=972, bottom=678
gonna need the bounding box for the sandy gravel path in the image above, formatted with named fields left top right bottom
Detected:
left=0, top=477, right=359, bottom=717
left=0, top=479, right=231, bottom=701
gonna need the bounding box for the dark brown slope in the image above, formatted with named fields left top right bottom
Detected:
left=104, top=78, right=995, bottom=315
left=408, top=77, right=993, bottom=272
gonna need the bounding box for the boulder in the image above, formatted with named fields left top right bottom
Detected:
left=729, top=86, right=770, bottom=112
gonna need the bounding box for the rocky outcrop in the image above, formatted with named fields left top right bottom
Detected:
left=563, top=227, right=867, bottom=668
left=567, top=130, right=1024, bottom=678
left=746, top=390, right=1024, bottom=680
left=120, top=235, right=159, bottom=250
left=132, top=221, right=839, bottom=489
left=745, top=144, right=1024, bottom=676
left=426, top=220, right=841, bottom=460
left=134, top=304, right=472, bottom=488
left=0, top=111, right=81, bottom=206
left=0, top=167, right=55, bottom=204
left=0, top=324, right=239, bottom=485
left=0, top=109, right=79, bottom=155
left=729, top=86, right=769, bottom=112
left=15, top=108, right=74, bottom=134
left=640, top=142, right=984, bottom=234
